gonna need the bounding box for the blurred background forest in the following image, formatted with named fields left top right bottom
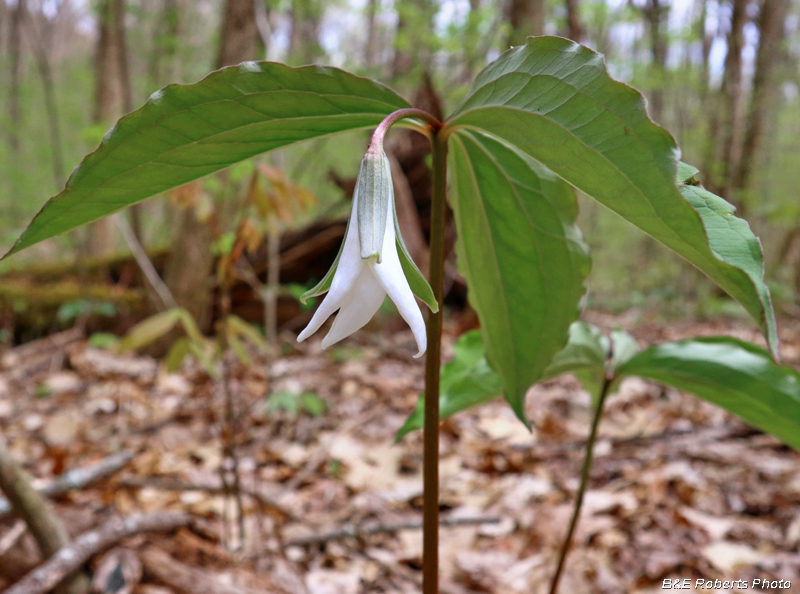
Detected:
left=0, top=0, right=798, bottom=343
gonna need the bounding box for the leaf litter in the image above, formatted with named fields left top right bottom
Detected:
left=0, top=313, right=799, bottom=593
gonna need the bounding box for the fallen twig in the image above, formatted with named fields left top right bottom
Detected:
left=118, top=475, right=294, bottom=520
left=286, top=515, right=501, bottom=547
left=0, top=434, right=91, bottom=594
left=4, top=512, right=191, bottom=594
left=0, top=451, right=133, bottom=516
left=141, top=548, right=281, bottom=594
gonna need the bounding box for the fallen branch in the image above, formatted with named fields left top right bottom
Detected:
left=118, top=475, right=294, bottom=519
left=4, top=512, right=191, bottom=594
left=287, top=515, right=501, bottom=547
left=0, top=435, right=91, bottom=594
left=141, top=548, right=277, bottom=594
left=0, top=451, right=133, bottom=516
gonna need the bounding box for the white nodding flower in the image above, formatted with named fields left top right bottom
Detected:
left=297, top=147, right=437, bottom=357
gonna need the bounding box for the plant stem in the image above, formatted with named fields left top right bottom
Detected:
left=423, top=128, right=448, bottom=594
left=369, top=108, right=442, bottom=153
left=548, top=375, right=614, bottom=594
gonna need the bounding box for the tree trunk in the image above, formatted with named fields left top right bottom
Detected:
left=731, top=0, right=787, bottom=210
left=364, top=0, right=379, bottom=71
left=506, top=0, right=545, bottom=47
left=718, top=0, right=748, bottom=200
left=392, top=0, right=436, bottom=80
left=642, top=0, right=669, bottom=124
left=162, top=0, right=261, bottom=330
left=7, top=0, right=25, bottom=152
left=563, top=0, right=582, bottom=41
left=287, top=0, right=323, bottom=65
left=148, top=0, right=180, bottom=87
left=701, top=0, right=748, bottom=198
left=216, top=0, right=260, bottom=69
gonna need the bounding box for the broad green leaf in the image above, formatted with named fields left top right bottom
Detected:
left=396, top=322, right=606, bottom=441
left=5, top=63, right=409, bottom=257
left=617, top=338, right=800, bottom=451
left=446, top=36, right=777, bottom=357
left=450, top=131, right=590, bottom=422
left=165, top=338, right=191, bottom=372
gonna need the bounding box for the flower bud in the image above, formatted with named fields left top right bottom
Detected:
left=356, top=150, right=393, bottom=262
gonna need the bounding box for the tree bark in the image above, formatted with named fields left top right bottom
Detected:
left=642, top=0, right=669, bottom=124
left=148, top=0, right=180, bottom=87
left=506, top=0, right=545, bottom=47
left=287, top=0, right=323, bottom=65
left=718, top=0, right=748, bottom=200
left=216, top=0, right=260, bottom=69
left=7, top=0, right=25, bottom=151
left=731, top=0, right=787, bottom=209
left=392, top=0, right=436, bottom=79
left=564, top=0, right=582, bottom=42
left=0, top=435, right=91, bottom=594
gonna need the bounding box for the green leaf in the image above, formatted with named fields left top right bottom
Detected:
left=617, top=338, right=800, bottom=451
left=117, top=309, right=185, bottom=352
left=396, top=322, right=607, bottom=441
left=447, top=36, right=777, bottom=357
left=395, top=330, right=503, bottom=441
left=609, top=328, right=639, bottom=372
left=541, top=321, right=607, bottom=380
left=450, top=130, right=590, bottom=423
left=5, top=63, right=409, bottom=257
left=165, top=338, right=191, bottom=372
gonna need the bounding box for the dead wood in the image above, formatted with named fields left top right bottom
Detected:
left=0, top=435, right=91, bottom=594
left=140, top=548, right=274, bottom=594
left=0, top=451, right=133, bottom=517
left=286, top=515, right=501, bottom=547
left=4, top=512, right=191, bottom=594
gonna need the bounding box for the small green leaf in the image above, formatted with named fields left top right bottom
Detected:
left=541, top=321, right=608, bottom=380
left=165, top=338, right=191, bottom=372
left=609, top=328, right=639, bottom=372
left=118, top=309, right=185, bottom=352
left=617, top=337, right=800, bottom=451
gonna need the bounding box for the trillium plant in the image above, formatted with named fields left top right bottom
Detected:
left=6, top=37, right=800, bottom=593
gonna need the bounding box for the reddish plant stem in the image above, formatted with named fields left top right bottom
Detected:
left=368, top=108, right=442, bottom=154
left=422, top=128, right=448, bottom=594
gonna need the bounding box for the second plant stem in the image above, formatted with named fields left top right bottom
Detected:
left=548, top=374, right=613, bottom=594
left=422, top=129, right=448, bottom=594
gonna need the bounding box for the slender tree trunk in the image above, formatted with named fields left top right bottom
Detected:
left=392, top=0, right=436, bottom=80
left=7, top=0, right=25, bottom=152
left=697, top=0, right=712, bottom=103
left=731, top=0, right=787, bottom=211
left=506, top=0, right=545, bottom=47
left=701, top=0, right=748, bottom=197
left=642, top=0, right=669, bottom=124
left=564, top=0, right=582, bottom=42
left=288, top=0, right=323, bottom=65
left=216, top=0, right=260, bottom=69
left=22, top=7, right=65, bottom=192
left=162, top=0, right=261, bottom=329
left=90, top=0, right=128, bottom=255
left=364, top=0, right=379, bottom=71
left=148, top=0, right=180, bottom=87
left=718, top=0, right=748, bottom=200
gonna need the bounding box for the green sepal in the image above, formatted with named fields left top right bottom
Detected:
left=393, top=204, right=438, bottom=312
left=356, top=152, right=392, bottom=262
left=300, top=226, right=348, bottom=304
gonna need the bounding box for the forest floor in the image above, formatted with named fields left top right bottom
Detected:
left=1, top=312, right=799, bottom=594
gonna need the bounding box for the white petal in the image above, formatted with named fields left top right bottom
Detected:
left=321, top=267, right=386, bottom=349
left=370, top=199, right=427, bottom=357
left=298, top=192, right=364, bottom=343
